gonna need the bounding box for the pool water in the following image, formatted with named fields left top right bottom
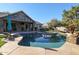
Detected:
left=18, top=32, right=66, bottom=48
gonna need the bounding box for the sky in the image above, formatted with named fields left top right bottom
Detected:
left=0, top=3, right=78, bottom=23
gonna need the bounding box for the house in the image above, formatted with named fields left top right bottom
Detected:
left=0, top=11, right=38, bottom=32
left=34, top=21, right=42, bottom=31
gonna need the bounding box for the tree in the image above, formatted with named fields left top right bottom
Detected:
left=62, top=6, right=79, bottom=21
left=47, top=19, right=59, bottom=30
left=62, top=5, right=79, bottom=33
left=67, top=24, right=76, bottom=34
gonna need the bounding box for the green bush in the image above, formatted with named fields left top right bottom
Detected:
left=13, top=34, right=21, bottom=38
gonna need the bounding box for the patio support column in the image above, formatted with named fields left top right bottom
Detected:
left=16, top=23, right=21, bottom=32
left=3, top=20, right=7, bottom=32
left=27, top=23, right=29, bottom=31
left=29, top=23, right=32, bottom=31
left=16, top=23, right=18, bottom=32
left=28, top=24, right=31, bottom=31
left=32, top=23, right=34, bottom=31
left=0, top=19, right=3, bottom=32
left=23, top=23, right=26, bottom=31
left=30, top=23, right=33, bottom=31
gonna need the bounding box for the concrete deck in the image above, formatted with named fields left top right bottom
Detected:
left=0, top=37, right=79, bottom=55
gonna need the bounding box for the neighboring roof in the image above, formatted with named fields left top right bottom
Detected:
left=42, top=23, right=48, bottom=26
left=35, top=21, right=42, bottom=25
left=0, top=12, right=10, bottom=17
left=0, top=11, right=35, bottom=23
left=42, top=23, right=48, bottom=28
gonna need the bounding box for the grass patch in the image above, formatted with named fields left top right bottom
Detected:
left=0, top=35, right=6, bottom=38
left=0, top=35, right=6, bottom=47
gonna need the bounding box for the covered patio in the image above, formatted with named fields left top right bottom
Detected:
left=0, top=11, right=35, bottom=32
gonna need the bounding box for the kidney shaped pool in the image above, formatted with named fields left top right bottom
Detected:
left=18, top=32, right=66, bottom=48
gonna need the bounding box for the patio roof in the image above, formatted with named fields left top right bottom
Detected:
left=34, top=21, right=43, bottom=25
left=0, top=11, right=35, bottom=23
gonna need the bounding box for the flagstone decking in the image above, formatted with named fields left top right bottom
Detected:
left=0, top=37, right=79, bottom=55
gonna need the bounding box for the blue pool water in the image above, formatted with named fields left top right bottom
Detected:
left=18, top=32, right=66, bottom=48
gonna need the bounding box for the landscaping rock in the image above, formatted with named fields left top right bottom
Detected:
left=67, top=33, right=77, bottom=44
